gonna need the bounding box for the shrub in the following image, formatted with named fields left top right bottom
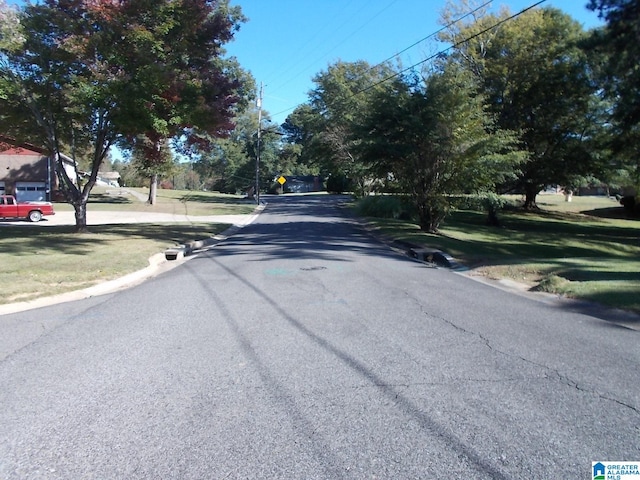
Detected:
left=326, top=173, right=352, bottom=194
left=355, top=195, right=416, bottom=220
left=620, top=195, right=640, bottom=216
left=533, top=275, right=571, bottom=294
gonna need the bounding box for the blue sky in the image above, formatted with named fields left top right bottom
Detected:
left=225, top=0, right=604, bottom=125
left=6, top=0, right=604, bottom=126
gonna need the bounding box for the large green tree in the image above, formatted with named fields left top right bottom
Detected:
left=0, top=0, right=22, bottom=53
left=0, top=0, right=120, bottom=230
left=587, top=0, right=639, bottom=198
left=107, top=0, right=247, bottom=204
left=441, top=6, right=606, bottom=208
left=0, top=0, right=246, bottom=230
left=287, top=60, right=395, bottom=196
left=359, top=67, right=522, bottom=232
left=588, top=0, right=640, bottom=132
left=193, top=106, right=281, bottom=195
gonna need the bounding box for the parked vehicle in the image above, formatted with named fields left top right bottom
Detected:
left=0, top=195, right=55, bottom=222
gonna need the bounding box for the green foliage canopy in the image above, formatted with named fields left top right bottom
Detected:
left=359, top=66, right=523, bottom=232
left=441, top=6, right=606, bottom=208
left=0, top=0, right=247, bottom=226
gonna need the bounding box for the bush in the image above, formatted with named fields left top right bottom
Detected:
left=326, top=173, right=352, bottom=194
left=355, top=195, right=416, bottom=220
left=620, top=195, right=640, bottom=216
left=417, top=195, right=450, bottom=233
left=533, top=275, right=571, bottom=294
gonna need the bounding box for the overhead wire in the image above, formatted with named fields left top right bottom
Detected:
left=365, top=0, right=493, bottom=74
left=267, top=0, right=400, bottom=94
left=269, top=0, right=549, bottom=121
left=354, top=0, right=548, bottom=97
left=259, top=0, right=360, bottom=85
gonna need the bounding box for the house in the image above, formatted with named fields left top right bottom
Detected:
left=97, top=171, right=121, bottom=187
left=283, top=175, right=324, bottom=193
left=0, top=141, right=77, bottom=202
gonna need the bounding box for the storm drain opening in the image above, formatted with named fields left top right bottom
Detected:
left=300, top=266, right=327, bottom=271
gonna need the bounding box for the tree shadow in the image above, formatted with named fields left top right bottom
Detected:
left=178, top=192, right=254, bottom=205
left=0, top=223, right=226, bottom=256
left=581, top=206, right=640, bottom=221
left=199, top=195, right=397, bottom=263
left=87, top=193, right=133, bottom=204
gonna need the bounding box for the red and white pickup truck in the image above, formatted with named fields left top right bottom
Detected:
left=0, top=195, right=55, bottom=222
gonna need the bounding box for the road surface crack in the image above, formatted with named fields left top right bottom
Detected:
left=420, top=307, right=640, bottom=416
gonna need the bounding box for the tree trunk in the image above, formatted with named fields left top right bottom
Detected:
left=73, top=202, right=89, bottom=233
left=148, top=174, right=158, bottom=205
left=523, top=185, right=541, bottom=210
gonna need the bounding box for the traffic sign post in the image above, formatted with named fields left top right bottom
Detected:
left=277, top=176, right=286, bottom=194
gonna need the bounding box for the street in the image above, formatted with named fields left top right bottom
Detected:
left=0, top=194, right=638, bottom=479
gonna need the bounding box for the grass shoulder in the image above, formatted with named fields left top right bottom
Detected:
left=356, top=194, right=640, bottom=314
left=0, top=188, right=256, bottom=305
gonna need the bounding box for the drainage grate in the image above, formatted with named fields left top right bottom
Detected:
left=300, top=266, right=327, bottom=271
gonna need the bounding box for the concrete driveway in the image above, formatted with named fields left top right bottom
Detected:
left=1, top=209, right=258, bottom=228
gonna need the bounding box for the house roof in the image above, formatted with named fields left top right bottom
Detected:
left=0, top=135, right=46, bottom=155
left=0, top=147, right=42, bottom=156
left=99, top=171, right=121, bottom=180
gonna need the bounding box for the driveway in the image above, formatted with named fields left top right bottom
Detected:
left=1, top=209, right=258, bottom=228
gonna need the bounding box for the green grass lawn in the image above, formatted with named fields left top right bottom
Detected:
left=54, top=186, right=257, bottom=216
left=0, top=188, right=255, bottom=305
left=364, top=194, right=640, bottom=314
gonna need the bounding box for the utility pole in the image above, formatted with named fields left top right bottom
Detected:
left=255, top=82, right=263, bottom=205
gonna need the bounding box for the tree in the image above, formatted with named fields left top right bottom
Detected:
left=441, top=7, right=606, bottom=208
left=281, top=104, right=324, bottom=175
left=0, top=0, right=22, bottom=53
left=588, top=0, right=640, bottom=132
left=98, top=0, right=247, bottom=204
left=587, top=0, right=640, bottom=200
left=0, top=0, right=246, bottom=231
left=0, top=0, right=123, bottom=231
left=359, top=67, right=522, bottom=232
left=291, top=60, right=396, bottom=196
left=193, top=106, right=281, bottom=195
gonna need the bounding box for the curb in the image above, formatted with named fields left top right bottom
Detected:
left=164, top=202, right=265, bottom=261
left=0, top=203, right=265, bottom=316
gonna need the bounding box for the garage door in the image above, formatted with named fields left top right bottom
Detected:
left=15, top=182, right=47, bottom=202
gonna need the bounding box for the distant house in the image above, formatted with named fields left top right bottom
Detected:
left=97, top=171, right=121, bottom=187
left=0, top=141, right=77, bottom=202
left=283, top=175, right=324, bottom=193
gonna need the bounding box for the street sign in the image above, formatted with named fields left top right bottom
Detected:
left=277, top=176, right=286, bottom=185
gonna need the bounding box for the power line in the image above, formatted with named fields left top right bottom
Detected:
left=366, top=0, right=493, bottom=75
left=269, top=0, right=526, bottom=121
left=352, top=0, right=549, bottom=97
left=259, top=0, right=361, bottom=85
left=267, top=0, right=400, bottom=94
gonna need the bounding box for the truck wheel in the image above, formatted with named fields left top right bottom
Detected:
left=28, top=210, right=42, bottom=222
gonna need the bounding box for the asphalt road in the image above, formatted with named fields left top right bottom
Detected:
left=0, top=194, right=638, bottom=479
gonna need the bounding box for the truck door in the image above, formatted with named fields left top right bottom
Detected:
left=0, top=196, right=16, bottom=218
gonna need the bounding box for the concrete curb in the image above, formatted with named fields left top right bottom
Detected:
left=0, top=202, right=265, bottom=316
left=164, top=202, right=265, bottom=261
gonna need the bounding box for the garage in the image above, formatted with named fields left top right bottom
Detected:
left=15, top=182, right=47, bottom=202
